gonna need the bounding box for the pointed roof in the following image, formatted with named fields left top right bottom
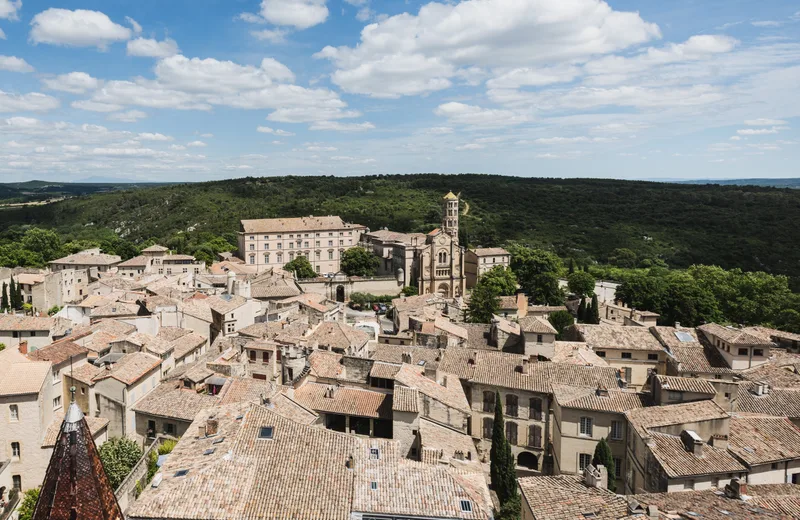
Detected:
left=442, top=191, right=458, bottom=200
left=32, top=402, right=124, bottom=520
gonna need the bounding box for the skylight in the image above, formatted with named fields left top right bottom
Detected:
left=258, top=426, right=274, bottom=439
left=674, top=331, right=695, bottom=342
left=369, top=448, right=380, bottom=460
left=370, top=481, right=378, bottom=491
left=212, top=436, right=225, bottom=444
left=460, top=500, right=473, bottom=513
left=174, top=469, right=189, bottom=477
left=203, top=448, right=216, bottom=456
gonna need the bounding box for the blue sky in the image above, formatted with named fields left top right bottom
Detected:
left=0, top=0, right=798, bottom=182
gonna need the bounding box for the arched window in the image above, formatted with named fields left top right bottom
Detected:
left=438, top=250, right=447, bottom=264
left=482, top=417, right=493, bottom=439
left=505, top=422, right=518, bottom=445
left=506, top=394, right=518, bottom=417
left=518, top=452, right=539, bottom=469
left=482, top=391, right=495, bottom=413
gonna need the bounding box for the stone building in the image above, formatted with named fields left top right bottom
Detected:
left=465, top=247, right=511, bottom=288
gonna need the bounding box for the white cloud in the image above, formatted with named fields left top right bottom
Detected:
left=251, top=29, right=289, bottom=43
left=424, top=126, right=454, bottom=135
left=455, top=143, right=485, bottom=151
left=225, top=164, right=254, bottom=170
left=0, top=91, right=60, bottom=112
left=744, top=118, right=788, bottom=126
left=91, top=147, right=169, bottom=158
left=0, top=55, right=34, bottom=73
left=590, top=122, right=649, bottom=134
left=309, top=121, right=375, bottom=132
left=315, top=0, right=660, bottom=97
left=200, top=133, right=214, bottom=138
left=487, top=65, right=581, bottom=89
left=169, top=144, right=186, bottom=150
left=729, top=135, right=742, bottom=141
left=138, top=132, right=174, bottom=141
left=186, top=140, right=206, bottom=147
left=434, top=102, right=527, bottom=128
left=536, top=153, right=562, bottom=159
left=42, top=72, right=99, bottom=94
left=0, top=0, right=21, bottom=20
left=237, top=13, right=266, bottom=24
left=125, top=16, right=142, bottom=34
left=267, top=106, right=360, bottom=123
left=127, top=38, right=180, bottom=58
left=30, top=9, right=133, bottom=49
left=71, top=100, right=124, bottom=112
left=0, top=28, right=5, bottom=39
left=751, top=20, right=783, bottom=27
left=257, top=126, right=295, bottom=136
left=736, top=126, right=783, bottom=135
left=107, top=110, right=147, bottom=122
left=260, top=0, right=328, bottom=29
left=306, top=145, right=337, bottom=151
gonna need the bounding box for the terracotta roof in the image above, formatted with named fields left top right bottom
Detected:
left=206, top=294, right=247, bottom=315
left=551, top=341, right=608, bottom=366
left=16, top=272, right=45, bottom=285
left=648, top=431, right=746, bottom=478
left=124, top=332, right=175, bottom=356
left=633, top=484, right=800, bottom=519
left=0, top=314, right=57, bottom=331
left=240, top=215, right=365, bottom=234
left=132, top=382, right=219, bottom=422
left=527, top=305, right=568, bottom=313
left=469, top=247, right=509, bottom=257
left=553, top=384, right=649, bottom=413
left=181, top=299, right=213, bottom=322
left=369, top=362, right=401, bottom=380
left=251, top=280, right=301, bottom=299
left=574, top=324, right=665, bottom=352
left=736, top=382, right=800, bottom=418
left=142, top=245, right=169, bottom=253
left=69, top=362, right=103, bottom=385
left=182, top=363, right=215, bottom=384
left=651, top=326, right=701, bottom=350
left=391, top=294, right=444, bottom=313
left=655, top=374, right=716, bottom=395
left=392, top=386, right=419, bottom=413
left=434, top=316, right=468, bottom=340
left=308, top=349, right=346, bottom=379
left=698, top=323, right=774, bottom=347
left=498, top=295, right=519, bottom=309
left=90, top=301, right=140, bottom=318
left=157, top=326, right=193, bottom=342
left=50, top=251, right=121, bottom=265
left=81, top=330, right=120, bottom=354
left=308, top=321, right=370, bottom=352
left=739, top=361, right=800, bottom=389
left=0, top=349, right=50, bottom=396
left=666, top=344, right=735, bottom=375
left=28, top=340, right=88, bottom=365
left=42, top=413, right=109, bottom=448
left=728, top=414, right=800, bottom=465
left=747, top=325, right=800, bottom=343
left=394, top=364, right=470, bottom=413
left=519, top=315, right=558, bottom=334
left=370, top=345, right=442, bottom=369
left=418, top=417, right=479, bottom=465
left=518, top=475, right=630, bottom=520
left=626, top=400, right=730, bottom=437
left=94, top=352, right=161, bottom=385
left=294, top=381, right=393, bottom=419
left=171, top=333, right=207, bottom=360
left=89, top=319, right=137, bottom=336
left=117, top=255, right=149, bottom=268
left=462, top=323, right=495, bottom=351
left=493, top=315, right=521, bottom=336
left=163, top=254, right=198, bottom=262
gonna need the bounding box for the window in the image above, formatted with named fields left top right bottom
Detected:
left=579, top=417, right=593, bottom=437
left=738, top=348, right=749, bottom=356
left=684, top=480, right=695, bottom=490
left=528, top=425, right=542, bottom=448
left=369, top=448, right=380, bottom=460
left=277, top=253, right=282, bottom=262
left=226, top=322, right=235, bottom=334
left=529, top=398, right=543, bottom=420
left=9, top=404, right=18, bottom=421
left=505, top=421, right=518, bottom=445
left=648, top=353, right=658, bottom=360
left=460, top=500, right=473, bottom=513
left=328, top=250, right=334, bottom=260
left=438, top=251, right=447, bottom=264
left=174, top=469, right=189, bottom=477
left=482, top=391, right=495, bottom=413
left=370, top=481, right=378, bottom=491
left=339, top=240, right=344, bottom=246
left=482, top=418, right=493, bottom=439
left=506, top=394, right=519, bottom=417
left=304, top=241, right=309, bottom=248
left=53, top=395, right=62, bottom=409
left=289, top=252, right=295, bottom=260
left=315, top=241, right=320, bottom=247
left=165, top=423, right=176, bottom=435
left=263, top=235, right=269, bottom=240
left=621, top=352, right=632, bottom=359
left=315, top=266, right=320, bottom=273
left=249, top=244, right=255, bottom=251
left=667, top=390, right=682, bottom=401
left=771, top=462, right=779, bottom=470
left=595, top=350, right=606, bottom=358
left=579, top=453, right=592, bottom=471
left=611, top=420, right=623, bottom=440
left=264, top=243, right=269, bottom=250
left=52, top=368, right=61, bottom=384
left=11, top=442, right=21, bottom=458
left=277, top=243, right=282, bottom=250
left=753, top=349, right=764, bottom=357
left=249, top=350, right=257, bottom=362
left=264, top=253, right=270, bottom=263
left=315, top=251, right=321, bottom=260
left=12, top=475, right=21, bottom=491
left=712, top=477, right=719, bottom=488
left=537, top=334, right=543, bottom=343
left=328, top=240, right=333, bottom=246
left=614, top=458, right=622, bottom=478
left=249, top=255, right=255, bottom=265
left=262, top=351, right=270, bottom=364
left=623, top=367, right=632, bottom=382
left=258, top=426, right=274, bottom=439
left=249, top=236, right=255, bottom=240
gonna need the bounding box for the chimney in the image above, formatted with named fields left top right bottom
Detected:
left=206, top=417, right=219, bottom=436
left=647, top=505, right=659, bottom=519
left=18, top=340, right=28, bottom=355
left=519, top=358, right=530, bottom=375
left=583, top=464, right=608, bottom=489
left=198, top=424, right=206, bottom=438
left=674, top=322, right=681, bottom=329
left=529, top=354, right=538, bottom=364
left=643, top=435, right=655, bottom=447
left=401, top=352, right=412, bottom=364
left=680, top=430, right=703, bottom=456
left=345, top=454, right=355, bottom=469
left=711, top=434, right=728, bottom=450
left=724, top=477, right=748, bottom=499
left=596, top=386, right=609, bottom=398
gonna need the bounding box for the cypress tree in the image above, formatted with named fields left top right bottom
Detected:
left=15, top=278, right=23, bottom=309
left=568, top=258, right=575, bottom=275
left=490, top=391, right=518, bottom=505
left=577, top=297, right=586, bottom=323
left=1, top=282, right=8, bottom=311
left=8, top=277, right=17, bottom=310
left=592, top=437, right=616, bottom=492
left=590, top=294, right=600, bottom=324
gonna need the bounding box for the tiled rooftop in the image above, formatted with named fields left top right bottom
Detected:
left=736, top=382, right=800, bottom=418
left=27, top=340, right=88, bottom=365
left=132, top=382, right=219, bottom=422
left=647, top=431, right=746, bottom=478
left=553, top=384, right=649, bottom=413
left=574, top=324, right=665, bottom=352
left=94, top=352, right=161, bottom=385
left=625, top=400, right=729, bottom=437
left=698, top=323, right=774, bottom=347
left=728, top=414, right=800, bottom=466
left=0, top=348, right=50, bottom=396
left=240, top=215, right=364, bottom=234
left=293, top=381, right=393, bottom=419
left=394, top=364, right=470, bottom=413
left=655, top=374, right=716, bottom=395
left=518, top=475, right=630, bottom=520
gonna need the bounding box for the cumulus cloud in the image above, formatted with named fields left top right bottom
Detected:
left=0, top=28, right=5, bottom=39
left=315, top=0, right=660, bottom=97
left=127, top=38, right=180, bottom=58
left=107, top=110, right=147, bottom=123
left=30, top=9, right=133, bottom=49
left=42, top=72, right=99, bottom=94
left=257, top=126, right=295, bottom=136
left=251, top=29, right=289, bottom=43
left=0, top=55, right=34, bottom=73
left=434, top=102, right=527, bottom=128
left=309, top=121, right=375, bottom=132
left=455, top=143, right=485, bottom=151
left=736, top=126, right=783, bottom=135
left=138, top=132, right=174, bottom=141
left=125, top=16, right=142, bottom=34
left=260, top=0, right=328, bottom=29
left=0, top=0, right=21, bottom=20
left=0, top=91, right=60, bottom=112
left=744, top=118, right=787, bottom=126
left=187, top=140, right=206, bottom=147
left=71, top=100, right=123, bottom=112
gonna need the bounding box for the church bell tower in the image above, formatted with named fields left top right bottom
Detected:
left=442, top=191, right=459, bottom=243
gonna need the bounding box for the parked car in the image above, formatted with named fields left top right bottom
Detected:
left=378, top=303, right=387, bottom=313
left=372, top=304, right=381, bottom=312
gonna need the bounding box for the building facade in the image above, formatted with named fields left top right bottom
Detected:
left=465, top=247, right=511, bottom=288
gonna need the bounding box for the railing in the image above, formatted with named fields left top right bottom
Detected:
left=0, top=489, right=19, bottom=520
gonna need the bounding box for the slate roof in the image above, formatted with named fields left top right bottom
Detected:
left=132, top=382, right=219, bottom=422
left=647, top=431, right=746, bottom=478
left=518, top=475, right=630, bottom=520
left=728, top=414, right=800, bottom=466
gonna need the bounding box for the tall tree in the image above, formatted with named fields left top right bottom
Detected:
left=508, top=246, right=565, bottom=305
left=590, top=294, right=600, bottom=324
left=467, top=283, right=501, bottom=323
left=340, top=246, right=380, bottom=277
left=490, top=391, right=517, bottom=506
left=17, top=487, right=40, bottom=520
left=568, top=258, right=576, bottom=275
left=1, top=281, right=8, bottom=311
left=98, top=437, right=144, bottom=489
left=592, top=438, right=616, bottom=492
left=21, top=227, right=62, bottom=262
left=548, top=310, right=574, bottom=340
left=567, top=271, right=595, bottom=298
left=479, top=265, right=518, bottom=296
left=283, top=256, right=317, bottom=279
left=577, top=297, right=587, bottom=323
left=9, top=276, right=18, bottom=310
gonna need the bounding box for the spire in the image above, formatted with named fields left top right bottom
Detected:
left=32, top=403, right=124, bottom=520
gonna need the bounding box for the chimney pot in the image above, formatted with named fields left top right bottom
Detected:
left=18, top=340, right=28, bottom=355
left=206, top=418, right=219, bottom=436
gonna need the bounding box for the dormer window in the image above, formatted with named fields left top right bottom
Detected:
left=460, top=500, right=473, bottom=513
left=369, top=448, right=380, bottom=460
left=258, top=426, right=274, bottom=440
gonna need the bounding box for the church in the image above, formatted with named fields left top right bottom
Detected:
left=360, top=191, right=467, bottom=298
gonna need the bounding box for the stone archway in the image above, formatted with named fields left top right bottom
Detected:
left=437, top=283, right=450, bottom=296
left=336, top=285, right=346, bottom=302
left=517, top=451, right=539, bottom=470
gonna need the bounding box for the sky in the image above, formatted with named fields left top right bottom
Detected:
left=0, top=0, right=798, bottom=183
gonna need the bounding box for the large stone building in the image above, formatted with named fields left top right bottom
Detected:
left=360, top=191, right=467, bottom=298
left=237, top=216, right=367, bottom=274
